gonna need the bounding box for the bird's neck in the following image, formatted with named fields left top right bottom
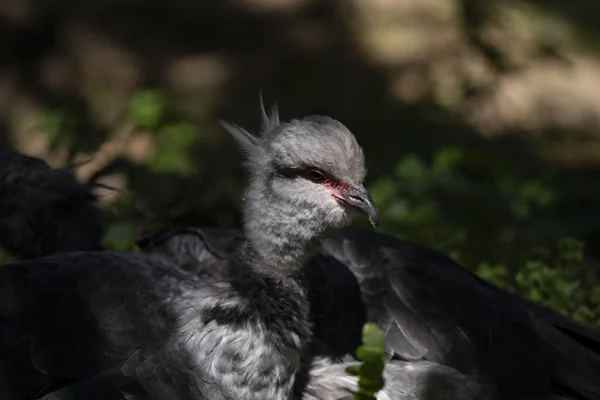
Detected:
left=240, top=178, right=330, bottom=278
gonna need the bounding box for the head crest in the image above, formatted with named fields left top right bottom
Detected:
left=259, top=92, right=280, bottom=134
left=220, top=95, right=280, bottom=169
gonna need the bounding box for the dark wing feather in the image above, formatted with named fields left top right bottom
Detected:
left=37, top=371, right=148, bottom=400
left=0, top=152, right=105, bottom=260
left=0, top=251, right=180, bottom=399
left=137, top=226, right=243, bottom=276
left=324, top=227, right=600, bottom=400
left=480, top=273, right=600, bottom=354
left=303, top=253, right=367, bottom=359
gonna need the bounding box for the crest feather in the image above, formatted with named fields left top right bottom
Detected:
left=221, top=95, right=281, bottom=170
left=259, top=93, right=280, bottom=135
left=220, top=121, right=258, bottom=151
left=220, top=120, right=264, bottom=170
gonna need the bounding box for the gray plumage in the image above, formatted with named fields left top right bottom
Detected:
left=231, top=115, right=366, bottom=181
left=304, top=357, right=483, bottom=400
left=0, top=108, right=381, bottom=400
left=222, top=114, right=371, bottom=274
left=138, top=224, right=600, bottom=400
left=133, top=105, right=600, bottom=400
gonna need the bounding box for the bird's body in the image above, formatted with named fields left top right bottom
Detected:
left=0, top=250, right=308, bottom=400
left=0, top=152, right=104, bottom=260
left=3, top=104, right=599, bottom=400
left=139, top=225, right=600, bottom=400
left=0, top=110, right=388, bottom=400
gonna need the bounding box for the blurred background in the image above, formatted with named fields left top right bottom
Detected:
left=0, top=0, right=599, bottom=326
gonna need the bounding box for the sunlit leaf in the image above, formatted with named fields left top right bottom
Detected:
left=128, top=90, right=166, bottom=130
left=345, top=323, right=386, bottom=400
left=148, top=122, right=198, bottom=174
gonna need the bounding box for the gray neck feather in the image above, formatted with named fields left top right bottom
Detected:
left=240, top=176, right=328, bottom=278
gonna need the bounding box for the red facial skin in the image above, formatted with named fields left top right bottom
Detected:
left=307, top=168, right=355, bottom=204
left=322, top=179, right=351, bottom=193
left=322, top=178, right=353, bottom=205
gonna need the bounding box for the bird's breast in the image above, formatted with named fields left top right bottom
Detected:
left=181, top=317, right=301, bottom=400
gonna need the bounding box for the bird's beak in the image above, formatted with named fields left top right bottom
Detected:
left=335, top=184, right=380, bottom=228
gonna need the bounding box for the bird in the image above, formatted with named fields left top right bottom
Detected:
left=0, top=111, right=387, bottom=400
left=137, top=223, right=600, bottom=400
left=0, top=118, right=486, bottom=400
left=0, top=152, right=104, bottom=260
left=4, top=104, right=600, bottom=399
left=135, top=106, right=600, bottom=400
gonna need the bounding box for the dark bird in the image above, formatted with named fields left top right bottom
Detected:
left=0, top=152, right=104, bottom=260
left=0, top=111, right=399, bottom=400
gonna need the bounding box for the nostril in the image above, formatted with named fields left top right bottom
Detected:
left=349, top=195, right=363, bottom=203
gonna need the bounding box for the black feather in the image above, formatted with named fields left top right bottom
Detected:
left=0, top=152, right=104, bottom=260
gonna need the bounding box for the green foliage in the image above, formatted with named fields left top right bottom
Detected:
left=0, top=248, right=8, bottom=264
left=369, top=147, right=471, bottom=253
left=370, top=148, right=600, bottom=327
left=41, top=105, right=102, bottom=153
left=370, top=146, right=560, bottom=263
left=345, top=323, right=386, bottom=400
left=125, top=90, right=200, bottom=175
left=42, top=108, right=79, bottom=150
left=127, top=90, right=167, bottom=130
left=475, top=262, right=514, bottom=290
left=477, top=238, right=600, bottom=326
left=102, top=221, right=139, bottom=252
left=500, top=179, right=555, bottom=220
left=148, top=122, right=198, bottom=175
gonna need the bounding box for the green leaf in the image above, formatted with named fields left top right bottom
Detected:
left=344, top=323, right=387, bottom=400
left=359, top=360, right=385, bottom=380
left=41, top=108, right=79, bottom=150
left=356, top=346, right=384, bottom=363
left=433, top=146, right=464, bottom=170
left=357, top=375, right=385, bottom=392
left=362, top=323, right=385, bottom=348
left=395, top=155, right=427, bottom=182
left=345, top=364, right=361, bottom=376
left=128, top=90, right=166, bottom=130
left=148, top=122, right=198, bottom=174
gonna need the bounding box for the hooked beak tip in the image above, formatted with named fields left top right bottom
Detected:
left=336, top=184, right=380, bottom=229
left=368, top=213, right=380, bottom=228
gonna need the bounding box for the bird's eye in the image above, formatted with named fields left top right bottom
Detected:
left=308, top=169, right=326, bottom=183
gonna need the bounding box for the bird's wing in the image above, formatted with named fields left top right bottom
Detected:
left=322, top=227, right=600, bottom=400
left=136, top=226, right=243, bottom=275
left=0, top=251, right=177, bottom=399
left=476, top=268, right=600, bottom=400
left=0, top=152, right=105, bottom=260
left=36, top=371, right=148, bottom=400
left=479, top=273, right=600, bottom=354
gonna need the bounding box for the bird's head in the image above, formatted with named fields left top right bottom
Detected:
left=221, top=104, right=379, bottom=232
